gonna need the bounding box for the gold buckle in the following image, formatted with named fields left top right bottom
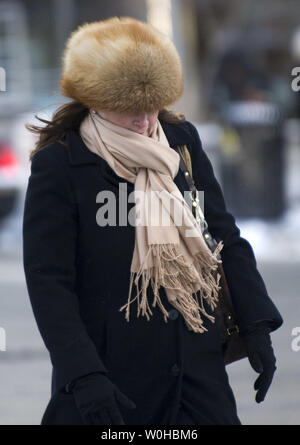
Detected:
left=189, top=190, right=208, bottom=231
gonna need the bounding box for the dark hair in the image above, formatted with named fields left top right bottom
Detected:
left=25, top=101, right=186, bottom=161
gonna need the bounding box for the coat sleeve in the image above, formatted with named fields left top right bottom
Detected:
left=22, top=146, right=108, bottom=393
left=185, top=121, right=283, bottom=334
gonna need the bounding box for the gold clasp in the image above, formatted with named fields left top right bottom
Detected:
left=189, top=189, right=208, bottom=232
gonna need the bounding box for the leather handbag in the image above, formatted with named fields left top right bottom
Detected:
left=174, top=145, right=247, bottom=365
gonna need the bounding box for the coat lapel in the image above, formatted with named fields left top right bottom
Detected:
left=66, top=130, right=102, bottom=166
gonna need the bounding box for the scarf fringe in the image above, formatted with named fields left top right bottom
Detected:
left=119, top=240, right=224, bottom=333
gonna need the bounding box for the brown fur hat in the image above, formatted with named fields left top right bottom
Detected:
left=59, top=16, right=183, bottom=114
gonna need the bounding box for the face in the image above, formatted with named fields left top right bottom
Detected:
left=96, top=110, right=159, bottom=136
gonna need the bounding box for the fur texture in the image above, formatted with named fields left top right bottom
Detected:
left=59, top=16, right=183, bottom=113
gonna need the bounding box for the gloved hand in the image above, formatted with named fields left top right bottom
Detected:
left=70, top=372, right=136, bottom=425
left=241, top=326, right=277, bottom=403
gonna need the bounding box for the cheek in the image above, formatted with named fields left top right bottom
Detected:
left=126, top=118, right=136, bottom=127
left=117, top=118, right=133, bottom=128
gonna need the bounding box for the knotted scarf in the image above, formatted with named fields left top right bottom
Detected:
left=79, top=111, right=223, bottom=333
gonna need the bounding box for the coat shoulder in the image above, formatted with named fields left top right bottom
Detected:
left=160, top=118, right=200, bottom=148
left=31, top=138, right=70, bottom=169
left=179, top=120, right=202, bottom=145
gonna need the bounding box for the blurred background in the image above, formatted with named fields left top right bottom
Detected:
left=0, top=0, right=299, bottom=425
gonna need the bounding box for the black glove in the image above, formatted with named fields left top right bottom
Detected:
left=241, top=326, right=277, bottom=403
left=69, top=372, right=136, bottom=425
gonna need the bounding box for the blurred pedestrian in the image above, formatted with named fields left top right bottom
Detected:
left=23, top=17, right=283, bottom=425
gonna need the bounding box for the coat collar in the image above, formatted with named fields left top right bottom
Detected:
left=66, top=120, right=194, bottom=166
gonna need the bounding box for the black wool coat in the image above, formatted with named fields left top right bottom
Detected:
left=22, top=119, right=283, bottom=425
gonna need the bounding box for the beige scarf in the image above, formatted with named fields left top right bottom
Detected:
left=79, top=111, right=223, bottom=333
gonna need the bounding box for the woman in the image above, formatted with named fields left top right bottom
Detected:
left=23, top=17, right=283, bottom=425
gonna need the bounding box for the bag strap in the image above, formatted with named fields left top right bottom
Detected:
left=174, top=145, right=220, bottom=255
left=174, top=145, right=240, bottom=337
left=176, top=146, right=198, bottom=195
